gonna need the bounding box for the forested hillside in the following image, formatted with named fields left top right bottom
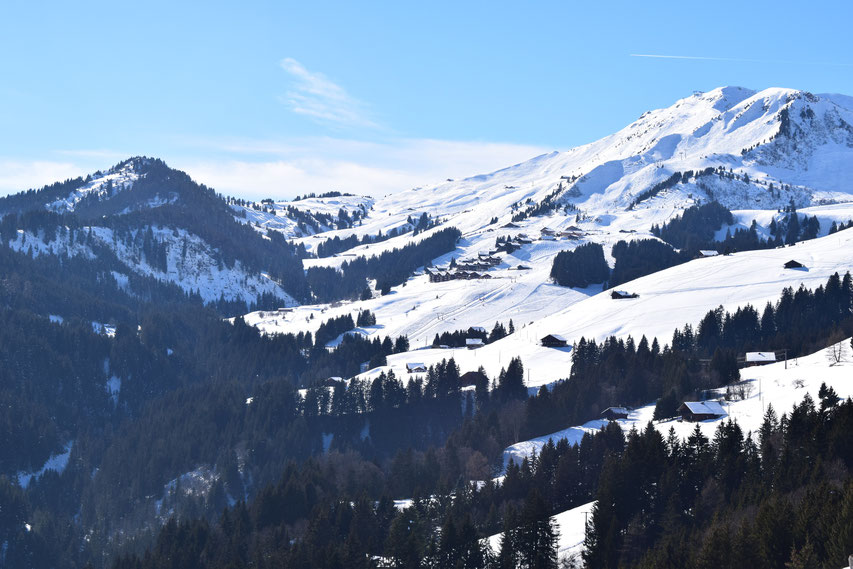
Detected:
left=49, top=272, right=849, bottom=569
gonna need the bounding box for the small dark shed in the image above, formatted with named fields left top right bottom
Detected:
left=601, top=407, right=630, bottom=421
left=460, top=370, right=487, bottom=387
left=611, top=290, right=639, bottom=299
left=541, top=334, right=568, bottom=348
left=784, top=260, right=805, bottom=269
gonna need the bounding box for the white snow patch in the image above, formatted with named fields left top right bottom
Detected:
left=486, top=500, right=596, bottom=565
left=91, top=321, right=116, bottom=337
left=155, top=465, right=220, bottom=517
left=106, top=375, right=121, bottom=404
left=16, top=441, right=74, bottom=489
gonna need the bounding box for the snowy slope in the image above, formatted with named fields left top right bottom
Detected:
left=501, top=337, right=853, bottom=476
left=246, top=201, right=853, bottom=353
left=6, top=226, right=296, bottom=306
left=231, top=194, right=374, bottom=239
left=252, top=223, right=853, bottom=390
left=488, top=338, right=852, bottom=568
left=45, top=160, right=141, bottom=213
left=486, top=500, right=596, bottom=565
left=241, top=86, right=853, bottom=370
left=273, top=86, right=853, bottom=257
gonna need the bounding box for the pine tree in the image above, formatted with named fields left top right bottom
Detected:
left=497, top=357, right=527, bottom=402
left=386, top=508, right=425, bottom=568
left=499, top=505, right=520, bottom=569
left=517, top=489, right=558, bottom=569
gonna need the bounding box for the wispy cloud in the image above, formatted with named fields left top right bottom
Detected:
left=0, top=159, right=90, bottom=194
left=1, top=137, right=550, bottom=201
left=279, top=58, right=379, bottom=129
left=630, top=53, right=853, bottom=67
left=56, top=149, right=130, bottom=160
left=176, top=137, right=551, bottom=200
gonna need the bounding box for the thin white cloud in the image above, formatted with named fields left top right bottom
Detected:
left=279, top=58, right=379, bottom=129
left=0, top=159, right=90, bottom=194
left=1, top=138, right=551, bottom=202
left=630, top=53, right=853, bottom=66
left=177, top=137, right=551, bottom=200
left=56, top=149, right=130, bottom=160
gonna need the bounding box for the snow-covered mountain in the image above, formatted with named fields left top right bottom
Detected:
left=4, top=87, right=853, bottom=568
left=3, top=86, right=852, bottom=321
left=244, top=87, right=853, bottom=366
left=0, top=157, right=305, bottom=311
left=246, top=86, right=853, bottom=249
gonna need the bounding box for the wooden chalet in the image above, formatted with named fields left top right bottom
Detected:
left=426, top=268, right=452, bottom=283
left=601, top=406, right=630, bottom=421
left=678, top=401, right=726, bottom=422
left=322, top=376, right=346, bottom=387
left=784, top=260, right=805, bottom=269
left=466, top=338, right=485, bottom=349
left=697, top=250, right=719, bottom=258
left=460, top=370, right=487, bottom=387
left=611, top=290, right=639, bottom=299
left=541, top=334, right=568, bottom=348
left=406, top=362, right=427, bottom=374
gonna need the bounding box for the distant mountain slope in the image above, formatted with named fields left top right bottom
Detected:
left=284, top=86, right=853, bottom=255
left=3, top=87, right=853, bottom=323
left=0, top=158, right=308, bottom=315
left=240, top=86, right=853, bottom=361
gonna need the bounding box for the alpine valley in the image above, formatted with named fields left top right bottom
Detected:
left=2, top=86, right=853, bottom=568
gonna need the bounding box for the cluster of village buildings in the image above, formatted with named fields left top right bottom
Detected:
left=425, top=225, right=589, bottom=283
left=537, top=225, right=584, bottom=241
left=425, top=252, right=502, bottom=282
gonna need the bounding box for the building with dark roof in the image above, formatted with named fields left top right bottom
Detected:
left=541, top=334, right=568, bottom=348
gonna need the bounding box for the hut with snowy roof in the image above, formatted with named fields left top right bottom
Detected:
left=745, top=352, right=776, bottom=366
left=601, top=406, right=630, bottom=421
left=678, top=401, right=726, bottom=422
left=541, top=334, right=568, bottom=348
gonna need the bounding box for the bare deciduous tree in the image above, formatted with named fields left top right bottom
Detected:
left=825, top=339, right=848, bottom=365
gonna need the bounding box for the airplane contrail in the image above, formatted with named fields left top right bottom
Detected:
left=629, top=53, right=853, bottom=66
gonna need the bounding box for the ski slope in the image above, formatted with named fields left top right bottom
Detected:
left=352, top=225, right=853, bottom=389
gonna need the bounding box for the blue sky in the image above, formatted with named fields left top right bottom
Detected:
left=1, top=0, right=851, bottom=199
